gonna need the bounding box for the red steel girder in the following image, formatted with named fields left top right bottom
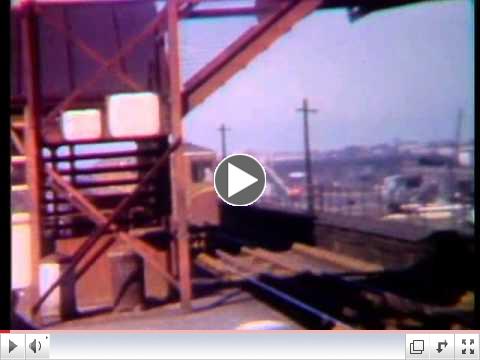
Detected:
left=38, top=0, right=198, bottom=126
left=31, top=138, right=182, bottom=317
left=181, top=0, right=447, bottom=113
left=182, top=0, right=324, bottom=114
left=22, top=1, right=47, bottom=295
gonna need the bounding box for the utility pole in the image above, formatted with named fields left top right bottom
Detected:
left=218, top=123, right=230, bottom=158
left=454, top=108, right=463, bottom=166
left=449, top=108, right=463, bottom=200
left=297, top=98, right=317, bottom=214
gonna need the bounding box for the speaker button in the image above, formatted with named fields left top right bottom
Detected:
left=25, top=334, right=50, bottom=359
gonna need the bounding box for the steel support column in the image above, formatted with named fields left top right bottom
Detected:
left=21, top=1, right=47, bottom=298
left=167, top=0, right=193, bottom=311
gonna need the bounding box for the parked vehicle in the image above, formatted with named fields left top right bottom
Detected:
left=381, top=174, right=425, bottom=212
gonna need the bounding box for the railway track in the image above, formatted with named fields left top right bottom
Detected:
left=194, top=233, right=474, bottom=330
left=195, top=246, right=352, bottom=330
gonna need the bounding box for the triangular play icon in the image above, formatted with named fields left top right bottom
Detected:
left=9, top=340, right=18, bottom=353
left=228, top=162, right=258, bottom=198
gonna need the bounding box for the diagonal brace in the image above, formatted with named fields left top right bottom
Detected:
left=38, top=9, right=144, bottom=92
left=32, top=138, right=182, bottom=316
left=42, top=0, right=196, bottom=126
left=11, top=128, right=26, bottom=155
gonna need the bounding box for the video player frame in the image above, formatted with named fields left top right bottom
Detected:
left=9, top=0, right=475, bottom=331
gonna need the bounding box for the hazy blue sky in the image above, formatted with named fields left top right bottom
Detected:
left=181, top=0, right=474, bottom=154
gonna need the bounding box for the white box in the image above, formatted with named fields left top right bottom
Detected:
left=107, top=92, right=161, bottom=138
left=39, top=254, right=76, bottom=319
left=11, top=213, right=32, bottom=290
left=61, top=109, right=102, bottom=141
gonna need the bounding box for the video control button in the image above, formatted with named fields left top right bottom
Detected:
left=429, top=334, right=454, bottom=359
left=25, top=334, right=50, bottom=359
left=214, top=154, right=266, bottom=206
left=455, top=334, right=479, bottom=360
left=406, top=334, right=429, bottom=360
left=1, top=334, right=25, bottom=359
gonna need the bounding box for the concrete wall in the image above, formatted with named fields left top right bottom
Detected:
left=220, top=205, right=315, bottom=251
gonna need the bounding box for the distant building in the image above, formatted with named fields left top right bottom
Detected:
left=458, top=145, right=474, bottom=167
left=435, top=146, right=456, bottom=157
left=397, top=142, right=430, bottom=155
left=342, top=145, right=370, bottom=158
left=370, top=144, right=395, bottom=156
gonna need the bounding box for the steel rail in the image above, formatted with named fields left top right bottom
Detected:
left=213, top=249, right=352, bottom=329
left=211, top=230, right=437, bottom=314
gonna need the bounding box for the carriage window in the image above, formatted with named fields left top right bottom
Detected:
left=405, top=176, right=423, bottom=189
left=191, top=160, right=214, bottom=183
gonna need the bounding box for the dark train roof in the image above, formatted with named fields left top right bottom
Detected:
left=184, top=143, right=216, bottom=154
left=10, top=0, right=160, bottom=111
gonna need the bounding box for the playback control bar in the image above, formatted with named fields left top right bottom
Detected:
left=1, top=334, right=49, bottom=359
left=1, top=332, right=479, bottom=359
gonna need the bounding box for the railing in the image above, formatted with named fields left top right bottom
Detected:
left=258, top=184, right=474, bottom=233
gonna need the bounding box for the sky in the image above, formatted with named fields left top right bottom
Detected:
left=181, top=0, right=474, bottom=154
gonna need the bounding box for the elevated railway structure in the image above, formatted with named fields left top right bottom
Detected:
left=10, top=0, right=468, bottom=328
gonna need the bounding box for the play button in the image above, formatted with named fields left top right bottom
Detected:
left=9, top=340, right=17, bottom=353
left=227, top=163, right=258, bottom=197
left=214, top=154, right=266, bottom=206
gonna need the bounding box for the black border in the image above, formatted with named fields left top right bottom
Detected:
left=474, top=0, right=479, bottom=330
left=2, top=0, right=13, bottom=331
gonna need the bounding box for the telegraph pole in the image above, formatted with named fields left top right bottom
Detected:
left=454, top=108, right=463, bottom=166
left=449, top=108, right=463, bottom=200
left=297, top=98, right=317, bottom=214
left=218, top=123, right=230, bottom=158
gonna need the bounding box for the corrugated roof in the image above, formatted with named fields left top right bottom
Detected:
left=184, top=142, right=216, bottom=155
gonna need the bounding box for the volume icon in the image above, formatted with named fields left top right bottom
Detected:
left=29, top=339, right=41, bottom=354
